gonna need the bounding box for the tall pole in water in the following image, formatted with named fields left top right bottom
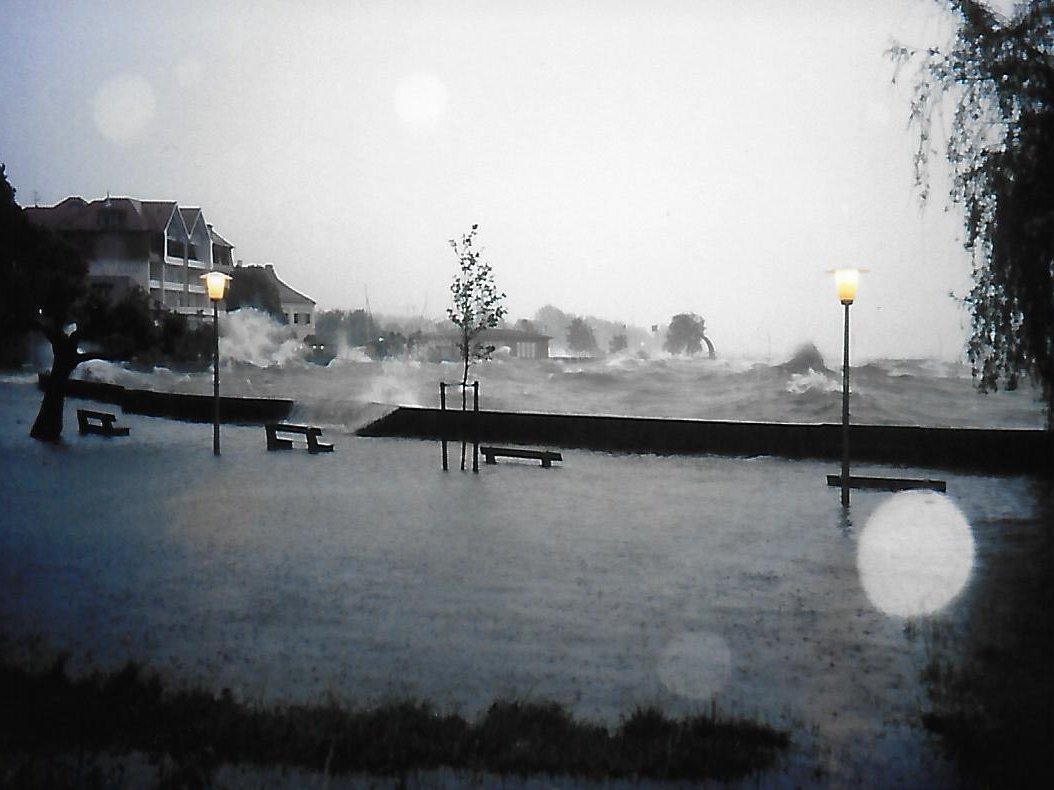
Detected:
left=841, top=301, right=851, bottom=507
left=472, top=380, right=479, bottom=474
left=213, top=298, right=220, bottom=455
left=201, top=271, right=231, bottom=457
left=440, top=382, right=448, bottom=471
left=834, top=269, right=860, bottom=508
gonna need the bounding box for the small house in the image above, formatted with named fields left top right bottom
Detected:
left=417, top=327, right=550, bottom=361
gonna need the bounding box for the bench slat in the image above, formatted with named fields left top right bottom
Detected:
left=480, top=446, right=562, bottom=466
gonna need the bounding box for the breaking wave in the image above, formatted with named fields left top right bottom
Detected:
left=33, top=320, right=1044, bottom=430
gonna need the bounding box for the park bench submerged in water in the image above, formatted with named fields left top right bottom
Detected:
left=480, top=446, right=562, bottom=467
left=77, top=409, right=129, bottom=437
left=265, top=423, right=333, bottom=454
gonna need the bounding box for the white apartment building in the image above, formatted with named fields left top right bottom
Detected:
left=26, top=196, right=235, bottom=318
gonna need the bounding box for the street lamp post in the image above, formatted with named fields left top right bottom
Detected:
left=201, top=271, right=232, bottom=456
left=834, top=268, right=859, bottom=508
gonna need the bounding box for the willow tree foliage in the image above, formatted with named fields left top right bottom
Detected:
left=892, top=0, right=1054, bottom=425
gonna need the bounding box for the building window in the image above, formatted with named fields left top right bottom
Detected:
left=293, top=313, right=300, bottom=324
left=304, top=313, right=311, bottom=324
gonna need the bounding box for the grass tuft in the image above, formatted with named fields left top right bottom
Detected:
left=0, top=655, right=789, bottom=786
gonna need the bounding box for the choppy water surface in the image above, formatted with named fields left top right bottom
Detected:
left=0, top=338, right=1048, bottom=785
left=74, top=349, right=1045, bottom=433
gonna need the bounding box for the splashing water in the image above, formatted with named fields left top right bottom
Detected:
left=50, top=322, right=1046, bottom=432
left=219, top=308, right=303, bottom=367
left=786, top=369, right=841, bottom=395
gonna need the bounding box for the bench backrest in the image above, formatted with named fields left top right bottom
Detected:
left=267, top=423, right=321, bottom=436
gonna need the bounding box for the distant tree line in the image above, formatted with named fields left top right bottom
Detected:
left=312, top=308, right=414, bottom=360
left=531, top=304, right=714, bottom=359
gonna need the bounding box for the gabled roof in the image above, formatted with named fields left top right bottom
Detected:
left=238, top=263, right=316, bottom=306
left=270, top=268, right=315, bottom=306
left=25, top=196, right=182, bottom=235
left=141, top=201, right=180, bottom=234
left=208, top=226, right=233, bottom=248
left=179, top=207, right=206, bottom=236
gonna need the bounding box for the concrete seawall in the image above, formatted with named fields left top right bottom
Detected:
left=357, top=406, right=1052, bottom=474
left=39, top=375, right=294, bottom=424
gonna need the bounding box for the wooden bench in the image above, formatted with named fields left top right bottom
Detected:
left=77, top=408, right=129, bottom=437
left=480, top=446, right=562, bottom=468
left=265, top=423, right=333, bottom=454
left=826, top=475, right=946, bottom=493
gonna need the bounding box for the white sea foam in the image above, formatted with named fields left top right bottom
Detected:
left=785, top=368, right=841, bottom=395
left=45, top=335, right=1044, bottom=429
left=219, top=308, right=302, bottom=367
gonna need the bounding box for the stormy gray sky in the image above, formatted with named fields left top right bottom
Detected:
left=1, top=0, right=1004, bottom=361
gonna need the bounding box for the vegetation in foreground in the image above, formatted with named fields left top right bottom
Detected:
left=915, top=483, right=1054, bottom=788
left=0, top=654, right=789, bottom=788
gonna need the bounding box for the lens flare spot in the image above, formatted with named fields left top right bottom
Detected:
left=92, top=74, right=156, bottom=143
left=394, top=72, right=448, bottom=126
left=657, top=631, right=732, bottom=700
left=857, top=491, right=974, bottom=617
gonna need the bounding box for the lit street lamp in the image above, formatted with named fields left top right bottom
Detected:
left=201, top=271, right=232, bottom=456
left=834, top=268, right=859, bottom=507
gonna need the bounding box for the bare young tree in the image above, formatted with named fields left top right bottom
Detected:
left=447, top=224, right=506, bottom=469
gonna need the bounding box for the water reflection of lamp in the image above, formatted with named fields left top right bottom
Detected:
left=201, top=271, right=232, bottom=456
left=834, top=268, right=859, bottom=508
left=857, top=491, right=974, bottom=617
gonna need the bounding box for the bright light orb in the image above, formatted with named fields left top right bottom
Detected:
left=657, top=631, right=732, bottom=700
left=394, top=72, right=449, bottom=126
left=857, top=491, right=974, bottom=618
left=92, top=74, right=156, bottom=143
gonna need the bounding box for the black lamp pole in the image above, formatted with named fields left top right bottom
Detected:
left=212, top=296, right=221, bottom=456
left=840, top=299, right=851, bottom=508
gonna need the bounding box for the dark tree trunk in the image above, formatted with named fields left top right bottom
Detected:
left=30, top=343, right=78, bottom=442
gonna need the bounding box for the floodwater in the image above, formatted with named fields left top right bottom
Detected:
left=0, top=333, right=1049, bottom=784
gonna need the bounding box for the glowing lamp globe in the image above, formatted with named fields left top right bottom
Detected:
left=201, top=271, right=231, bottom=301
left=834, top=268, right=860, bottom=305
